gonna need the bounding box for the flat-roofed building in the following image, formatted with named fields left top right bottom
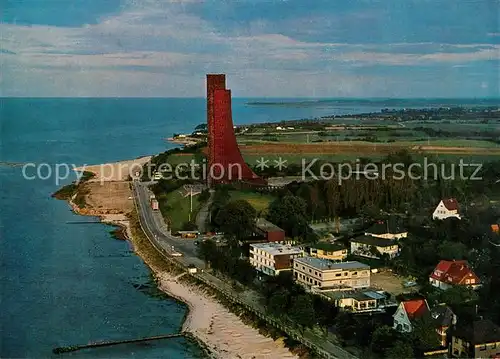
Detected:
left=350, top=235, right=400, bottom=259
left=293, top=257, right=370, bottom=291
left=306, top=242, right=348, bottom=261
left=254, top=218, right=286, bottom=242
left=249, top=243, right=303, bottom=276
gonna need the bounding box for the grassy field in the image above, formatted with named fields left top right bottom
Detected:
left=159, top=189, right=202, bottom=232
left=229, top=190, right=276, bottom=214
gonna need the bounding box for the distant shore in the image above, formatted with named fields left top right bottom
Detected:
left=54, top=158, right=299, bottom=359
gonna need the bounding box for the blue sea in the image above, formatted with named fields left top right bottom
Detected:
left=0, top=97, right=498, bottom=358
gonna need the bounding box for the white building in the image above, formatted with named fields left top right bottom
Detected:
left=249, top=243, right=303, bottom=276
left=432, top=198, right=461, bottom=220
left=393, top=299, right=430, bottom=333
left=293, top=257, right=370, bottom=291
left=350, top=236, right=400, bottom=259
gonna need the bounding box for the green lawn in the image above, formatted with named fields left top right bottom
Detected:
left=158, top=189, right=202, bottom=232
left=229, top=190, right=276, bottom=215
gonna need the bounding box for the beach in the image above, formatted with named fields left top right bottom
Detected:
left=66, top=159, right=299, bottom=359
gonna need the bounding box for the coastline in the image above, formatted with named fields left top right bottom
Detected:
left=60, top=159, right=300, bottom=359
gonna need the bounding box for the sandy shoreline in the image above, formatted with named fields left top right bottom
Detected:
left=74, top=156, right=152, bottom=182
left=64, top=162, right=299, bottom=359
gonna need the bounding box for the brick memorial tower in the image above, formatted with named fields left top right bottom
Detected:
left=206, top=74, right=265, bottom=186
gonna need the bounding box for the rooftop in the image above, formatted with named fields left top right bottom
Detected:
left=430, top=260, right=479, bottom=285
left=453, top=319, right=500, bottom=344
left=441, top=198, right=459, bottom=211
left=255, top=218, right=284, bottom=233
left=250, top=242, right=302, bottom=256
left=350, top=235, right=398, bottom=247
left=402, top=299, right=429, bottom=319
left=322, top=290, right=374, bottom=302
left=310, top=242, right=347, bottom=252
left=294, top=257, right=370, bottom=271
left=365, top=218, right=407, bottom=235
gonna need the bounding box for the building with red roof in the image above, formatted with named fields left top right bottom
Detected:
left=432, top=198, right=461, bottom=220
left=393, top=298, right=430, bottom=332
left=429, top=260, right=481, bottom=290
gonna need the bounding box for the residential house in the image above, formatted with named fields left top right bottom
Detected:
left=432, top=198, right=461, bottom=220
left=306, top=242, right=348, bottom=261
left=350, top=235, right=399, bottom=259
left=249, top=243, right=303, bottom=276
left=431, top=305, right=457, bottom=348
left=254, top=218, right=286, bottom=243
left=365, top=218, right=408, bottom=240
left=429, top=260, right=481, bottom=290
left=393, top=298, right=430, bottom=333
left=293, top=257, right=370, bottom=291
left=450, top=319, right=500, bottom=358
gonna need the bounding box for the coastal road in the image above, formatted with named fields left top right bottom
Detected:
left=132, top=181, right=204, bottom=268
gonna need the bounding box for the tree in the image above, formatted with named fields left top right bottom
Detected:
left=334, top=312, right=358, bottom=344
left=386, top=340, right=414, bottom=359
left=267, top=195, right=310, bottom=240
left=268, top=289, right=289, bottom=316
left=215, top=200, right=257, bottom=244
left=411, top=316, right=441, bottom=355
left=370, top=325, right=400, bottom=355
left=313, top=296, right=339, bottom=336
left=182, top=221, right=197, bottom=231
left=198, top=239, right=217, bottom=268
left=437, top=241, right=468, bottom=261
left=289, top=295, right=316, bottom=333
left=198, top=189, right=210, bottom=203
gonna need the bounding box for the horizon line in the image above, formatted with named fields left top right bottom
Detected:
left=2, top=96, right=500, bottom=101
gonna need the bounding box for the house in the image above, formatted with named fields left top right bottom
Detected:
left=365, top=218, right=408, bottom=240
left=432, top=198, right=461, bottom=220
left=293, top=257, right=370, bottom=291
left=249, top=243, right=303, bottom=276
left=306, top=242, right=348, bottom=261
left=431, top=305, right=457, bottom=347
left=429, top=260, right=481, bottom=290
left=393, top=298, right=430, bottom=333
left=254, top=218, right=285, bottom=243
left=449, top=319, right=500, bottom=358
left=350, top=235, right=400, bottom=259
left=492, top=224, right=499, bottom=234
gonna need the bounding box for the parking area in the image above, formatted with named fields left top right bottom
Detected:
left=370, top=270, right=418, bottom=296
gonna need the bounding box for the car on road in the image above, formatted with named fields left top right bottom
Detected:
left=171, top=252, right=183, bottom=257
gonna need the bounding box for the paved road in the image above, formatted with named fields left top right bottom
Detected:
left=132, top=180, right=357, bottom=359
left=132, top=181, right=205, bottom=268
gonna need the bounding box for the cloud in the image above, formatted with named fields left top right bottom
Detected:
left=1, top=0, right=499, bottom=97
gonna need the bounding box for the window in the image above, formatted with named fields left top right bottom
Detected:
left=344, top=272, right=348, bottom=276
left=309, top=269, right=312, bottom=273
left=315, top=271, right=318, bottom=275
left=314, top=280, right=318, bottom=285
left=336, top=273, right=341, bottom=277
left=353, top=272, right=357, bottom=275
left=470, top=278, right=475, bottom=284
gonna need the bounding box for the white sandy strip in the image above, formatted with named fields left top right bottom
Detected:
left=74, top=156, right=151, bottom=182
left=158, top=272, right=299, bottom=359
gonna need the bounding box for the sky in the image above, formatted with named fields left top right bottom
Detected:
left=1, top=0, right=499, bottom=97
